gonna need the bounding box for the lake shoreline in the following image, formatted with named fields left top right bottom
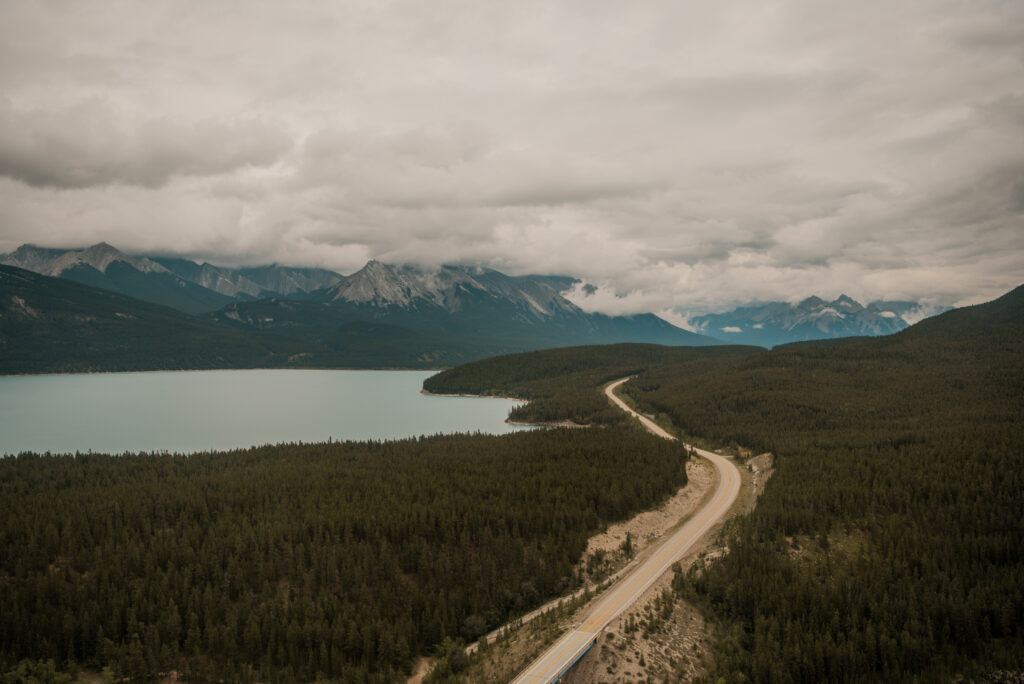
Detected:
left=420, top=388, right=526, bottom=401
left=2, top=365, right=449, bottom=378
left=420, top=389, right=587, bottom=428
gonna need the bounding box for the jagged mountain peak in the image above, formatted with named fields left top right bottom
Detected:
left=85, top=240, right=117, bottom=253
left=796, top=294, right=865, bottom=315
left=4, top=242, right=346, bottom=311
left=329, top=261, right=439, bottom=307
left=321, top=260, right=585, bottom=320
left=81, top=242, right=144, bottom=270
left=359, top=259, right=388, bottom=272
left=1, top=244, right=67, bottom=272
left=34, top=242, right=169, bottom=276
left=797, top=295, right=827, bottom=310
left=691, top=292, right=936, bottom=348
left=233, top=264, right=343, bottom=296
left=833, top=294, right=863, bottom=311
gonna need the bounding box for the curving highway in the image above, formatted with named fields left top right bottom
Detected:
left=511, top=377, right=741, bottom=684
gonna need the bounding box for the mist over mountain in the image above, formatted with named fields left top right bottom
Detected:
left=152, top=257, right=344, bottom=300
left=691, top=295, right=951, bottom=348
left=2, top=243, right=235, bottom=314
left=2, top=242, right=956, bottom=362
left=315, top=260, right=578, bottom=316
left=1, top=243, right=344, bottom=314
left=214, top=260, right=716, bottom=364
left=1, top=2, right=1021, bottom=680
left=0, top=246, right=717, bottom=372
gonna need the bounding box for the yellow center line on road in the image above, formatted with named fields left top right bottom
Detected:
left=524, top=451, right=736, bottom=683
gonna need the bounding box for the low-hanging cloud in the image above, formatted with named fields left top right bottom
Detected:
left=0, top=0, right=1021, bottom=312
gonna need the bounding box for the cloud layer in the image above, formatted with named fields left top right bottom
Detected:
left=0, top=100, right=290, bottom=188
left=0, top=0, right=1021, bottom=313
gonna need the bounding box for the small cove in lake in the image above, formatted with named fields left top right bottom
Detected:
left=0, top=369, right=527, bottom=456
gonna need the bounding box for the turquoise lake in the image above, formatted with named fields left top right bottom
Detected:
left=0, top=369, right=526, bottom=456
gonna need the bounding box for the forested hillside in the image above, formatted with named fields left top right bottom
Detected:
left=0, top=266, right=318, bottom=374
left=622, top=285, right=1024, bottom=681
left=0, top=262, right=720, bottom=374
left=423, top=343, right=761, bottom=425
left=427, top=285, right=1024, bottom=681
left=0, top=429, right=688, bottom=682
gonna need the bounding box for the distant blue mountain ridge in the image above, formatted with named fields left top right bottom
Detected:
left=691, top=295, right=951, bottom=348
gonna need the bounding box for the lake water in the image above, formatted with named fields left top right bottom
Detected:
left=0, top=369, right=527, bottom=456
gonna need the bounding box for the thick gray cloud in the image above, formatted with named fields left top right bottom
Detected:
left=0, top=0, right=1021, bottom=313
left=0, top=99, right=291, bottom=188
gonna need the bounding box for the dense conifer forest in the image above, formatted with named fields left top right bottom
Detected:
left=629, top=287, right=1024, bottom=682
left=0, top=429, right=688, bottom=682
left=427, top=285, right=1024, bottom=681
left=423, top=344, right=761, bottom=426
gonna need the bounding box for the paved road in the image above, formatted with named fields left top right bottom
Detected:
left=511, top=377, right=741, bottom=684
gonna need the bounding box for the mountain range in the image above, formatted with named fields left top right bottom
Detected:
left=0, top=243, right=714, bottom=372
left=1, top=243, right=342, bottom=314
left=690, top=295, right=949, bottom=348
left=1, top=242, right=952, bottom=371
left=0, top=265, right=316, bottom=374
left=210, top=259, right=713, bottom=365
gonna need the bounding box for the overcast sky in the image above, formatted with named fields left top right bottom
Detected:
left=1, top=0, right=1022, bottom=316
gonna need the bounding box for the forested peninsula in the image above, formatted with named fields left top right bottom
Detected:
left=422, top=344, right=762, bottom=426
